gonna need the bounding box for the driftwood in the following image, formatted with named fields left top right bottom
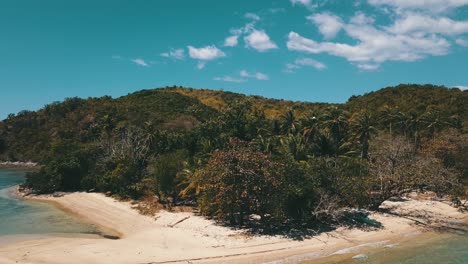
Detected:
left=167, top=216, right=190, bottom=228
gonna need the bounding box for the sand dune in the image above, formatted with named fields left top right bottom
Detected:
left=0, top=191, right=466, bottom=264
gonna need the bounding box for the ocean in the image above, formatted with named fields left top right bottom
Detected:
left=0, top=168, right=100, bottom=240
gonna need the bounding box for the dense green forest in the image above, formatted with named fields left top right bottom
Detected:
left=0, top=84, right=466, bottom=230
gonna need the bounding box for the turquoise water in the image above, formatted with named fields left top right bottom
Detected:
left=302, top=225, right=468, bottom=264
left=362, top=232, right=468, bottom=264
left=0, top=169, right=100, bottom=238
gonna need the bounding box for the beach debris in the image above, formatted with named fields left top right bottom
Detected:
left=352, top=254, right=368, bottom=261
left=249, top=214, right=261, bottom=221
left=168, top=216, right=190, bottom=228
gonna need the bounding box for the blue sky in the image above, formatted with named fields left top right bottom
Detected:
left=1, top=0, right=468, bottom=119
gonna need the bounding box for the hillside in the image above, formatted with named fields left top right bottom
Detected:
left=0, top=84, right=466, bottom=162
left=1, top=83, right=466, bottom=232
left=346, top=84, right=467, bottom=117
left=0, top=88, right=218, bottom=161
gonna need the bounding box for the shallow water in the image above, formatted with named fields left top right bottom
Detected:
left=0, top=169, right=100, bottom=239
left=360, top=232, right=468, bottom=264
left=300, top=224, right=468, bottom=264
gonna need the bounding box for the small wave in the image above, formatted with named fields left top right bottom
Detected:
left=331, top=240, right=390, bottom=255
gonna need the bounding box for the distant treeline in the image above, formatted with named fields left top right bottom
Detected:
left=0, top=84, right=466, bottom=230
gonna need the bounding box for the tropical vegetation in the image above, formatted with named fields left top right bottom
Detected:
left=0, top=84, right=466, bottom=230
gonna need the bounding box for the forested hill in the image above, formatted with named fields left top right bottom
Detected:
left=1, top=84, right=466, bottom=230
left=0, top=84, right=465, bottom=162
left=0, top=86, right=330, bottom=162
left=346, top=84, right=466, bottom=117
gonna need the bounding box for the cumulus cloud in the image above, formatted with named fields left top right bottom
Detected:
left=295, top=58, right=327, bottom=69
left=368, top=0, right=468, bottom=13
left=307, top=13, right=343, bottom=39
left=188, top=45, right=226, bottom=60
left=245, top=12, right=260, bottom=21
left=386, top=14, right=468, bottom=35
left=213, top=76, right=247, bottom=83
left=131, top=58, right=149, bottom=67
left=456, top=38, right=468, bottom=47
left=284, top=58, right=326, bottom=73
left=244, top=30, right=278, bottom=52
left=224, top=35, right=239, bottom=47
left=160, top=48, right=185, bottom=60
left=240, top=70, right=269, bottom=80
left=288, top=12, right=452, bottom=69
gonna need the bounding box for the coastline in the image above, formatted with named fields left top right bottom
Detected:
left=0, top=191, right=466, bottom=264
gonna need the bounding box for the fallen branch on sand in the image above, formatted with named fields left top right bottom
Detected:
left=167, top=216, right=190, bottom=228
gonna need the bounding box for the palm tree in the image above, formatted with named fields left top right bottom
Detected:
left=280, top=109, right=300, bottom=135
left=420, top=110, right=448, bottom=137
left=280, top=133, right=309, bottom=161
left=379, top=105, right=398, bottom=134
left=321, top=107, right=350, bottom=156
left=351, top=111, right=378, bottom=159
left=321, top=107, right=349, bottom=142
left=301, top=114, right=320, bottom=145
left=394, top=111, right=409, bottom=136
left=313, top=130, right=355, bottom=157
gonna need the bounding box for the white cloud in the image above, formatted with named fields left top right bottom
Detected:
left=160, top=48, right=185, bottom=60
left=239, top=70, right=250, bottom=77
left=295, top=58, right=327, bottom=70
left=224, top=35, right=239, bottom=47
left=350, top=12, right=375, bottom=25
left=454, top=85, right=468, bottom=90
left=255, top=72, right=269, bottom=80
left=244, top=30, right=278, bottom=52
left=386, top=14, right=468, bottom=35
left=368, top=0, right=468, bottom=13
left=131, top=58, right=149, bottom=67
left=187, top=45, right=226, bottom=60
left=284, top=58, right=326, bottom=73
left=307, top=13, right=343, bottom=39
left=240, top=70, right=269, bottom=80
left=245, top=12, right=260, bottom=21
left=357, top=63, right=381, bottom=71
left=284, top=63, right=301, bottom=73
left=290, top=0, right=317, bottom=9
left=287, top=11, right=452, bottom=69
left=197, top=61, right=206, bottom=70
left=456, top=38, right=468, bottom=46
left=213, top=76, right=247, bottom=83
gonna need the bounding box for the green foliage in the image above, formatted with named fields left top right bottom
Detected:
left=147, top=150, right=186, bottom=196
left=22, top=141, right=98, bottom=193
left=196, top=140, right=288, bottom=225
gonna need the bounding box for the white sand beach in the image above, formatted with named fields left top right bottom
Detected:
left=0, top=191, right=466, bottom=264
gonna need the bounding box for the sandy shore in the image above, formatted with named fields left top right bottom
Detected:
left=0, top=191, right=466, bottom=264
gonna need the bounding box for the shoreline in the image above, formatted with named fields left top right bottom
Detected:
left=0, top=191, right=466, bottom=264
left=11, top=187, right=123, bottom=239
